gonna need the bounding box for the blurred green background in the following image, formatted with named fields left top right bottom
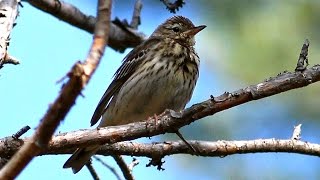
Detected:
left=1, top=0, right=320, bottom=179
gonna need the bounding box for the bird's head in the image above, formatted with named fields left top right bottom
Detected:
left=151, top=16, right=206, bottom=47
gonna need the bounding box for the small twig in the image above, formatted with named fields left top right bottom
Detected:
left=86, top=160, right=100, bottom=180
left=93, top=156, right=121, bottom=180
left=0, top=53, right=20, bottom=69
left=146, top=156, right=165, bottom=171
left=130, top=0, right=142, bottom=29
left=12, top=126, right=31, bottom=139
left=291, top=124, right=302, bottom=140
left=0, top=0, right=20, bottom=70
left=128, top=158, right=139, bottom=172
left=160, top=0, right=185, bottom=13
left=113, top=155, right=134, bottom=180
left=295, top=39, right=310, bottom=72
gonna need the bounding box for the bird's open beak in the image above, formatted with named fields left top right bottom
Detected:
left=185, top=25, right=206, bottom=36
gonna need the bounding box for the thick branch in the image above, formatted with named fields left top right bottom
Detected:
left=0, top=0, right=112, bottom=179
left=27, top=0, right=146, bottom=52
left=96, top=139, right=320, bottom=158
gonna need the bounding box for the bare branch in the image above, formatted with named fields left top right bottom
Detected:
left=295, top=39, right=310, bottom=72
left=1, top=115, right=320, bottom=170
left=97, top=139, right=320, bottom=159
left=130, top=0, right=142, bottom=29
left=0, top=0, right=112, bottom=178
left=26, top=0, right=146, bottom=52
left=0, top=0, right=19, bottom=69
left=3, top=137, right=320, bottom=163
left=12, top=126, right=30, bottom=139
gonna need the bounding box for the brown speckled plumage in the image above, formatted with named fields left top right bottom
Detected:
left=63, top=16, right=206, bottom=173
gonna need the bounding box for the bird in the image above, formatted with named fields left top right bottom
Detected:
left=63, top=15, right=206, bottom=174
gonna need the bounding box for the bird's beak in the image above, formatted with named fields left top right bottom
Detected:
left=185, top=25, right=206, bottom=36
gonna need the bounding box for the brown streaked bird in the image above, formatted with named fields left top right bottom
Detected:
left=63, top=16, right=206, bottom=173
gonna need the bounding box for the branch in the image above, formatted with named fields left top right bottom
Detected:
left=4, top=127, right=320, bottom=162
left=49, top=123, right=320, bottom=169
left=130, top=0, right=142, bottom=29
left=0, top=0, right=20, bottom=69
left=26, top=0, right=146, bottom=52
left=97, top=139, right=320, bottom=159
left=11, top=126, right=30, bottom=139
left=295, top=39, right=310, bottom=72
left=0, top=0, right=112, bottom=179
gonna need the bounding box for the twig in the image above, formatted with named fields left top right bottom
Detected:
left=128, top=158, right=139, bottom=172
left=12, top=126, right=30, bottom=139
left=0, top=0, right=112, bottom=179
left=130, top=0, right=142, bottom=29
left=113, top=155, right=134, bottom=180
left=295, top=39, right=310, bottom=72
left=0, top=0, right=20, bottom=69
left=86, top=160, right=100, bottom=180
left=26, top=0, right=146, bottom=52
left=160, top=0, right=185, bottom=13
left=93, top=156, right=122, bottom=180
left=0, top=54, right=20, bottom=69
left=291, top=124, right=302, bottom=140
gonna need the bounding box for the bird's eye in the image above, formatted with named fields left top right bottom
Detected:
left=172, top=27, right=180, bottom=33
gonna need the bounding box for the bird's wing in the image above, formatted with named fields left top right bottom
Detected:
left=90, top=38, right=161, bottom=126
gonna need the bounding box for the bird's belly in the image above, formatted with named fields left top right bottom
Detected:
left=102, top=68, right=196, bottom=126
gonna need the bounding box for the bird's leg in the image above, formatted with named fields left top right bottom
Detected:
left=175, top=130, right=199, bottom=155
left=147, top=111, right=198, bottom=154
left=147, top=113, right=160, bottom=130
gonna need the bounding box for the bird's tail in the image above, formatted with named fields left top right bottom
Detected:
left=63, top=146, right=100, bottom=174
